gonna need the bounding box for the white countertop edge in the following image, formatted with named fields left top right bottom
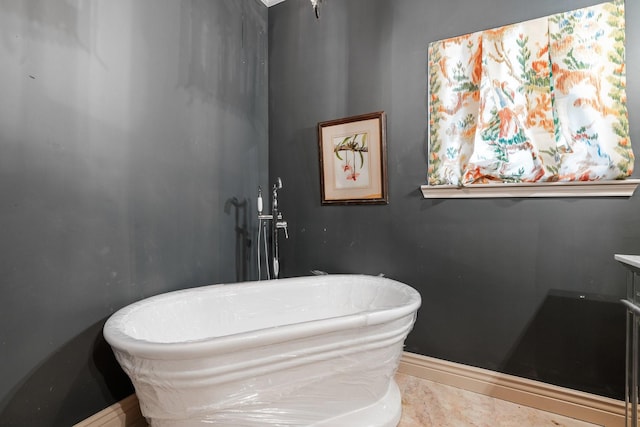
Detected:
left=615, top=254, right=640, bottom=271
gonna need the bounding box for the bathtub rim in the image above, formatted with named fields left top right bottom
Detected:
left=103, top=274, right=421, bottom=360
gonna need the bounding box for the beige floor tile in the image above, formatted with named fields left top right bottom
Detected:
left=395, top=372, right=601, bottom=427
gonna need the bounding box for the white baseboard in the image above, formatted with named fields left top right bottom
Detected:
left=398, top=352, right=626, bottom=427
left=76, top=352, right=627, bottom=427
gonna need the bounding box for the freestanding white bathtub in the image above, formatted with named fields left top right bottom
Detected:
left=103, top=274, right=421, bottom=426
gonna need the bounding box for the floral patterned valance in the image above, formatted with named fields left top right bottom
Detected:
left=428, top=0, right=634, bottom=187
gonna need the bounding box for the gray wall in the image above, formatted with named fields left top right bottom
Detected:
left=0, top=0, right=268, bottom=424
left=269, top=0, right=640, bottom=399
left=0, top=0, right=636, bottom=423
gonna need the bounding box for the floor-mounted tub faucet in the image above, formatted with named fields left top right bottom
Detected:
left=257, top=177, right=288, bottom=279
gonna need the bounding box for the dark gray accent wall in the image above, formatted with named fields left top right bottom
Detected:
left=269, top=0, right=640, bottom=399
left=0, top=0, right=268, bottom=424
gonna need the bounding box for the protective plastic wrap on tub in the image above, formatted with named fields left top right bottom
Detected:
left=104, top=275, right=421, bottom=426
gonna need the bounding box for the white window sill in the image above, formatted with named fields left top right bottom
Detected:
left=421, top=179, right=640, bottom=199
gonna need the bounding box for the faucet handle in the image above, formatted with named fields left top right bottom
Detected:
left=277, top=220, right=289, bottom=239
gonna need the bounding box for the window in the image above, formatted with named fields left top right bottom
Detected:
left=425, top=0, right=637, bottom=198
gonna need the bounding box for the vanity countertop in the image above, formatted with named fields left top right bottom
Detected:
left=615, top=254, right=640, bottom=272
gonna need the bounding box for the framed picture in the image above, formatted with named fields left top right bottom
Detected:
left=318, top=111, right=388, bottom=205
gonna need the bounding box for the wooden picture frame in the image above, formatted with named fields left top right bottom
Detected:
left=318, top=111, right=388, bottom=205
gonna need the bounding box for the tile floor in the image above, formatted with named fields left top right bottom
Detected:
left=395, top=372, right=601, bottom=427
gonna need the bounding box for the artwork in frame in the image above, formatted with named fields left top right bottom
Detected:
left=318, top=111, right=388, bottom=205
